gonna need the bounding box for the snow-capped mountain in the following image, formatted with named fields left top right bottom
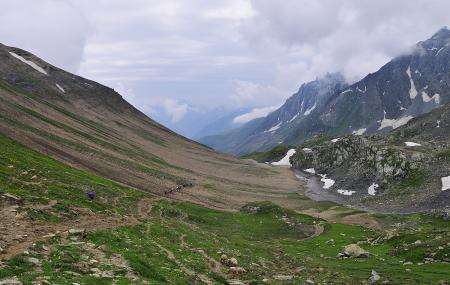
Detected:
left=201, top=27, right=450, bottom=155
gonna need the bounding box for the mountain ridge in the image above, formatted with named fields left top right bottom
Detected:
left=201, top=27, right=450, bottom=155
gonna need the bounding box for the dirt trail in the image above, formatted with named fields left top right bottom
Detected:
left=0, top=198, right=160, bottom=260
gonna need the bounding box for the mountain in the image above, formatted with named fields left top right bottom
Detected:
left=192, top=107, right=250, bottom=139
left=0, top=43, right=302, bottom=210
left=201, top=73, right=347, bottom=154
left=0, top=43, right=449, bottom=285
left=202, top=27, right=450, bottom=155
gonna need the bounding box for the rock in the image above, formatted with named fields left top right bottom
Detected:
left=305, top=279, right=315, bottom=284
left=228, top=257, right=238, bottom=267
left=0, top=277, right=22, bottom=285
left=403, top=261, right=413, bottom=265
left=341, top=244, right=370, bottom=258
left=414, top=240, right=422, bottom=245
left=220, top=254, right=228, bottom=264
left=68, top=229, right=85, bottom=235
left=229, top=267, right=246, bottom=275
left=273, top=275, right=293, bottom=281
left=27, top=257, right=41, bottom=266
left=369, top=270, right=380, bottom=283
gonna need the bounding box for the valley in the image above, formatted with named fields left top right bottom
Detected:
left=0, top=26, right=448, bottom=285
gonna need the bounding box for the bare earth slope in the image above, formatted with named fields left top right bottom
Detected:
left=0, top=43, right=302, bottom=210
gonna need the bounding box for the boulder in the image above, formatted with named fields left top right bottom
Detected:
left=341, top=244, right=370, bottom=258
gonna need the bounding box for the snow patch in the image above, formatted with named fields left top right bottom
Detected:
left=352, top=128, right=366, bottom=136
left=437, top=120, right=441, bottom=128
left=303, top=102, right=316, bottom=116
left=288, top=113, right=299, bottom=123
left=378, top=112, right=414, bottom=130
left=331, top=138, right=341, bottom=143
left=421, top=91, right=440, bottom=104
left=405, top=142, right=421, bottom=147
left=442, top=176, right=450, bottom=191
left=271, top=149, right=296, bottom=166
left=302, top=148, right=313, bottom=153
left=319, top=174, right=335, bottom=189
left=436, top=46, right=445, bottom=56
left=368, top=183, right=379, bottom=196
left=340, top=89, right=352, bottom=95
left=304, top=168, right=316, bottom=174
left=337, top=189, right=356, bottom=196
left=356, top=86, right=367, bottom=93
left=55, top=84, right=65, bottom=93
left=9, top=52, right=47, bottom=75
left=406, top=66, right=418, bottom=99
left=265, top=122, right=282, bottom=133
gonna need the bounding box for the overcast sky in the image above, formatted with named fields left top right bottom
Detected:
left=2, top=0, right=450, bottom=135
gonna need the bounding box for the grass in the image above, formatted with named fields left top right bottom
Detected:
left=0, top=104, right=448, bottom=283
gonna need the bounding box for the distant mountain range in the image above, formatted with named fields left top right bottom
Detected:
left=201, top=27, right=450, bottom=155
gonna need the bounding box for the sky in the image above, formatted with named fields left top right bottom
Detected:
left=1, top=0, right=450, bottom=137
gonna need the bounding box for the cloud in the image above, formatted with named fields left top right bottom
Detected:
left=0, top=0, right=92, bottom=72
left=161, top=99, right=189, bottom=123
left=230, top=79, right=286, bottom=107
left=3, top=0, right=450, bottom=136
left=233, top=105, right=279, bottom=123
left=241, top=0, right=450, bottom=81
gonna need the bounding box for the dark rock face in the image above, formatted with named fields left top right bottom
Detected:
left=202, top=27, right=450, bottom=155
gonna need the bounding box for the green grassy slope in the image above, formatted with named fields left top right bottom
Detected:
left=0, top=131, right=449, bottom=284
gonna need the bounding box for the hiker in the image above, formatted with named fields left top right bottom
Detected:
left=87, top=191, right=96, bottom=201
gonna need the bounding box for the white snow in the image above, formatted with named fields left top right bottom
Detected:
left=302, top=148, right=313, bottom=153
left=404, top=142, right=422, bottom=147
left=304, top=168, right=316, bottom=174
left=442, top=176, right=450, bottom=191
left=337, top=189, right=356, bottom=196
left=356, top=86, right=367, bottom=93
left=368, top=183, right=379, bottom=196
left=319, top=174, right=335, bottom=189
left=421, top=91, right=440, bottom=104
left=288, top=113, right=299, bottom=123
left=406, top=66, right=418, bottom=99
left=303, top=102, right=316, bottom=116
left=9, top=52, right=47, bottom=75
left=331, top=138, right=341, bottom=143
left=265, top=122, right=282, bottom=133
left=340, top=89, right=352, bottom=95
left=437, top=120, right=441, bottom=128
left=436, top=46, right=445, bottom=56
left=378, top=112, right=414, bottom=130
left=55, top=84, right=65, bottom=93
left=352, top=128, right=366, bottom=135
left=271, top=149, right=296, bottom=166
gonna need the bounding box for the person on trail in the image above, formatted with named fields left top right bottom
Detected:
left=87, top=191, right=96, bottom=201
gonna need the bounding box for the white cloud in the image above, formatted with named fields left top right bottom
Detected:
left=233, top=105, right=279, bottom=123
left=0, top=0, right=92, bottom=72
left=161, top=99, right=189, bottom=123
left=230, top=79, right=287, bottom=107
left=2, top=0, right=450, bottom=137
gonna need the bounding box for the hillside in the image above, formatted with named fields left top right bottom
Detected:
left=0, top=133, right=448, bottom=284
left=0, top=43, right=304, bottom=211
left=202, top=27, right=450, bottom=155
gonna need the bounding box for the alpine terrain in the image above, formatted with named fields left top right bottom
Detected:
left=0, top=36, right=448, bottom=284
left=202, top=28, right=450, bottom=155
